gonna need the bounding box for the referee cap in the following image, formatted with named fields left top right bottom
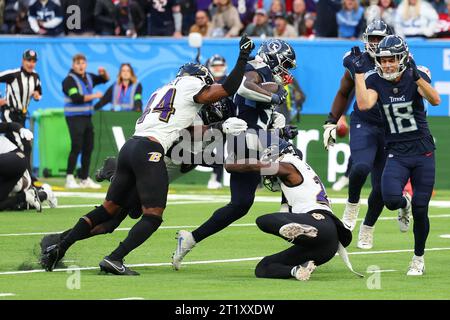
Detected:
left=23, top=49, right=38, bottom=61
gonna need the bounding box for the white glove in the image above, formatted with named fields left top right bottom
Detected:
left=19, top=128, right=33, bottom=141
left=222, top=117, right=248, bottom=136
left=323, top=123, right=336, bottom=150
left=271, top=111, right=286, bottom=129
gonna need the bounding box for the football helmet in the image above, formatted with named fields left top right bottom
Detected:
left=375, top=35, right=409, bottom=81
left=362, top=20, right=392, bottom=58
left=199, top=98, right=233, bottom=125
left=206, top=54, right=227, bottom=79
left=176, top=63, right=214, bottom=85
left=256, top=39, right=296, bottom=85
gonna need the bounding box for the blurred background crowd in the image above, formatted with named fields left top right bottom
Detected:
left=0, top=0, right=448, bottom=39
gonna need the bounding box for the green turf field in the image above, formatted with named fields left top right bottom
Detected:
left=0, top=182, right=449, bottom=300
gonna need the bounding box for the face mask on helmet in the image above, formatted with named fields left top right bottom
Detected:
left=177, top=63, right=215, bottom=85
left=363, top=20, right=391, bottom=58
left=263, top=176, right=281, bottom=192
left=375, top=36, right=409, bottom=81
left=199, top=100, right=230, bottom=124
left=207, top=55, right=227, bottom=79
left=257, top=40, right=297, bottom=85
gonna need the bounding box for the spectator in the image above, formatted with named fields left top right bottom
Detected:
left=273, top=12, right=298, bottom=36
left=2, top=0, right=31, bottom=34
left=0, top=0, right=4, bottom=29
left=243, top=8, right=274, bottom=37
left=365, top=0, right=397, bottom=31
left=314, top=0, right=342, bottom=37
left=303, top=12, right=316, bottom=37
left=180, top=0, right=197, bottom=35
left=435, top=0, right=450, bottom=38
left=16, top=0, right=33, bottom=34
left=94, top=63, right=143, bottom=112
left=394, top=0, right=439, bottom=38
left=430, top=0, right=447, bottom=14
left=336, top=0, right=365, bottom=39
left=288, top=0, right=307, bottom=35
left=94, top=0, right=117, bottom=36
left=28, top=0, right=64, bottom=36
left=198, top=0, right=213, bottom=11
left=210, top=0, right=243, bottom=37
left=305, top=0, right=317, bottom=12
left=115, top=0, right=145, bottom=37
left=268, top=0, right=285, bottom=26
left=62, top=0, right=96, bottom=35
left=147, top=0, right=182, bottom=37
left=231, top=0, right=257, bottom=26
left=189, top=10, right=212, bottom=36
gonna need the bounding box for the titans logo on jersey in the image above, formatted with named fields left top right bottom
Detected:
left=343, top=51, right=383, bottom=125
left=233, top=61, right=275, bottom=130
left=365, top=67, right=435, bottom=155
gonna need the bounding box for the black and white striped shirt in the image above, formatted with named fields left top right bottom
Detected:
left=0, top=67, right=41, bottom=121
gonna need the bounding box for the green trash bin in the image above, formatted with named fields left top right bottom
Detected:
left=33, top=108, right=70, bottom=177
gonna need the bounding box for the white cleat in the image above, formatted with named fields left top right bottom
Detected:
left=279, top=223, right=318, bottom=241
left=342, top=201, right=360, bottom=231
left=41, top=184, right=58, bottom=208
left=79, top=177, right=101, bottom=189
left=357, top=224, right=374, bottom=249
left=332, top=175, right=349, bottom=191
left=172, top=230, right=196, bottom=271
left=294, top=261, right=316, bottom=281
left=398, top=193, right=412, bottom=233
left=407, top=255, right=425, bottom=276
left=65, top=174, right=80, bottom=189
left=25, top=187, right=42, bottom=212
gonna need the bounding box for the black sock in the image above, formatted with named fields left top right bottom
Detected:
left=108, top=215, right=162, bottom=261
left=363, top=190, right=385, bottom=227
left=59, top=206, right=111, bottom=252
left=413, top=206, right=430, bottom=256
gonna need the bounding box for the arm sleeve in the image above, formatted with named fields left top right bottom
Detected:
left=94, top=85, right=113, bottom=110
left=62, top=77, right=84, bottom=104
left=133, top=83, right=143, bottom=112
left=0, top=70, right=17, bottom=83
left=36, top=74, right=42, bottom=94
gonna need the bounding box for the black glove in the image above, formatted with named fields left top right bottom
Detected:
left=324, top=112, right=338, bottom=125
left=407, top=58, right=421, bottom=82
left=351, top=46, right=365, bottom=74
left=280, top=125, right=299, bottom=140
left=270, top=86, right=288, bottom=105
left=239, top=33, right=255, bottom=60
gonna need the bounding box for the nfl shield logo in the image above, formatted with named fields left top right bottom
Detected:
left=393, top=88, right=398, bottom=94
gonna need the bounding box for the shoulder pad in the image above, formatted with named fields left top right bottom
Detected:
left=417, top=65, right=431, bottom=80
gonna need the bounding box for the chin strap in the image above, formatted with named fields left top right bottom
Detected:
left=337, top=242, right=365, bottom=278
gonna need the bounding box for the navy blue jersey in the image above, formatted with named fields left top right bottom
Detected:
left=233, top=60, right=275, bottom=130
left=28, top=0, right=64, bottom=35
left=343, top=51, right=383, bottom=125
left=365, top=68, right=435, bottom=155
left=149, top=0, right=177, bottom=28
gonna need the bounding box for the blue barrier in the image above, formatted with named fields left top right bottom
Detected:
left=1, top=37, right=449, bottom=117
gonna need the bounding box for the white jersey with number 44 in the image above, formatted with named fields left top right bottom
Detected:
left=134, top=76, right=206, bottom=153
left=279, top=154, right=332, bottom=214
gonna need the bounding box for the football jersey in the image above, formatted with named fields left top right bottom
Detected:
left=343, top=50, right=383, bottom=125
left=365, top=67, right=435, bottom=155
left=233, top=59, right=275, bottom=130
left=134, top=76, right=206, bottom=153
left=278, top=154, right=332, bottom=214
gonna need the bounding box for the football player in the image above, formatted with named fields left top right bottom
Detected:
left=351, top=35, right=440, bottom=275
left=225, top=141, right=357, bottom=281
left=172, top=39, right=297, bottom=270
left=323, top=20, right=393, bottom=249
left=39, top=35, right=255, bottom=275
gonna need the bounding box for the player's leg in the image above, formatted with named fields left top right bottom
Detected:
left=343, top=122, right=379, bottom=230
left=0, top=152, right=27, bottom=202
left=407, top=153, right=435, bottom=276
left=101, top=138, right=168, bottom=275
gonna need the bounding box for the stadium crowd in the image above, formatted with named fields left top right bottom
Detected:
left=0, top=0, right=448, bottom=38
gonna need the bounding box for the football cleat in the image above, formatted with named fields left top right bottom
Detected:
left=357, top=224, right=374, bottom=249
left=279, top=223, right=318, bottom=241
left=40, top=244, right=65, bottom=272
left=25, top=187, right=42, bottom=212
left=95, top=157, right=117, bottom=182
left=172, top=230, right=196, bottom=271
left=39, top=233, right=63, bottom=255
left=41, top=183, right=58, bottom=208
left=294, top=261, right=316, bottom=281
left=398, top=193, right=411, bottom=233
left=99, top=257, right=139, bottom=276
left=407, top=255, right=425, bottom=276
left=342, top=201, right=360, bottom=231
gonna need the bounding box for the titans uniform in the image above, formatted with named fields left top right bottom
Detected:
left=107, top=76, right=206, bottom=208
left=343, top=50, right=386, bottom=226
left=365, top=67, right=435, bottom=256
left=255, top=153, right=352, bottom=279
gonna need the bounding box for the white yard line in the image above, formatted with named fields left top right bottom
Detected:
left=440, top=235, right=450, bottom=239
left=0, top=293, right=16, bottom=297
left=1, top=247, right=450, bottom=276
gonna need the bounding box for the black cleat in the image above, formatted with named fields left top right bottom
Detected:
left=99, top=257, right=139, bottom=276
left=95, top=157, right=117, bottom=182
left=40, top=244, right=65, bottom=272
left=40, top=234, right=63, bottom=255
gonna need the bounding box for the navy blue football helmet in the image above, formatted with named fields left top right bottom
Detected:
left=206, top=54, right=227, bottom=79
left=199, top=99, right=233, bottom=125
left=256, top=39, right=296, bottom=85
left=177, top=63, right=214, bottom=85
left=375, top=35, right=409, bottom=81
left=363, top=20, right=393, bottom=58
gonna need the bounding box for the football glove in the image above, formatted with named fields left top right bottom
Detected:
left=271, top=111, right=286, bottom=129
left=239, top=33, right=255, bottom=59
left=280, top=125, right=299, bottom=140
left=407, top=58, right=421, bottom=82
left=221, top=117, right=248, bottom=135
left=19, top=128, right=33, bottom=141
left=323, top=123, right=337, bottom=150
left=350, top=46, right=365, bottom=74
left=270, top=86, right=288, bottom=105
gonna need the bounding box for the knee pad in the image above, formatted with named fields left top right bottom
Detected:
left=350, top=163, right=371, bottom=179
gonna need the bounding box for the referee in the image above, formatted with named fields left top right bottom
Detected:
left=0, top=49, right=41, bottom=180
left=62, top=53, right=109, bottom=189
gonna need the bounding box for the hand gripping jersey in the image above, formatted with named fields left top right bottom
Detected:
left=134, top=76, right=206, bottom=153
left=278, top=153, right=332, bottom=214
